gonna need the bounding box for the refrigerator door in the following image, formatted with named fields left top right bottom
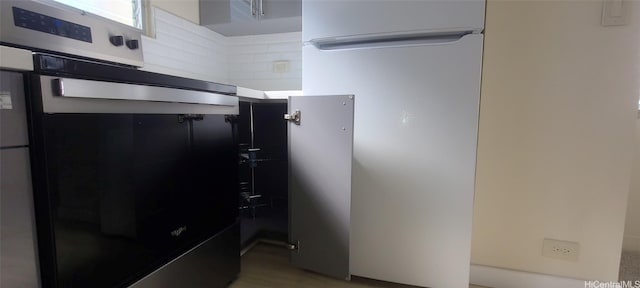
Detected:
left=303, top=34, right=483, bottom=288
left=288, top=95, right=354, bottom=280
left=0, top=71, right=28, bottom=147
left=303, top=0, right=485, bottom=42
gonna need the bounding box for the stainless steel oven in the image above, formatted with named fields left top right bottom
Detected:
left=1, top=1, right=241, bottom=287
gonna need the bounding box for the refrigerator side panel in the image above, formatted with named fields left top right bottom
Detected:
left=0, top=148, right=40, bottom=288
left=303, top=34, right=483, bottom=288
left=303, top=0, right=485, bottom=42
left=0, top=70, right=39, bottom=287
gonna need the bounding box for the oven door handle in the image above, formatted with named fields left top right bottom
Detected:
left=51, top=78, right=238, bottom=106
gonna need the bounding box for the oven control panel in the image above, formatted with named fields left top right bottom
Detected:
left=0, top=0, right=143, bottom=67
left=13, top=7, right=93, bottom=43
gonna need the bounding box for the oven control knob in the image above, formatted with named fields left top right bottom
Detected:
left=109, top=35, right=124, bottom=46
left=126, top=39, right=139, bottom=50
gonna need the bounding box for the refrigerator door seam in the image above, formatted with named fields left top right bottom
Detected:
left=0, top=145, right=29, bottom=150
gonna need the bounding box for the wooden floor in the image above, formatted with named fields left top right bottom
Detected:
left=229, top=243, right=487, bottom=288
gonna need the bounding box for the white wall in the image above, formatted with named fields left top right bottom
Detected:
left=149, top=0, right=200, bottom=24
left=624, top=118, right=640, bottom=252
left=227, top=32, right=302, bottom=91
left=472, top=0, right=640, bottom=282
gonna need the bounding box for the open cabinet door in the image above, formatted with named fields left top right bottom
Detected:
left=288, top=95, right=354, bottom=280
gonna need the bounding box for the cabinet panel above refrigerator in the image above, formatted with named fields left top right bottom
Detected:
left=302, top=0, right=485, bottom=42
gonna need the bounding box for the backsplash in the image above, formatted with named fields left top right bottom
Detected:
left=228, top=32, right=302, bottom=91
left=141, top=8, right=229, bottom=83
left=141, top=8, right=302, bottom=91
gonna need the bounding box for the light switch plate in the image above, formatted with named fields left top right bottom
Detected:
left=602, top=0, right=628, bottom=26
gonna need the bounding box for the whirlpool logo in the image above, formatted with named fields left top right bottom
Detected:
left=170, top=226, right=187, bottom=237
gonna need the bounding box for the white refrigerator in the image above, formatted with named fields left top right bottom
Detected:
left=300, top=1, right=485, bottom=287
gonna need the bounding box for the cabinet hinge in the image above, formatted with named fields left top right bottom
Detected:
left=284, top=110, right=301, bottom=125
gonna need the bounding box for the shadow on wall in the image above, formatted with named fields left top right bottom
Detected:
left=623, top=118, right=640, bottom=253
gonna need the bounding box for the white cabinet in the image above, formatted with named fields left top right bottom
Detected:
left=288, top=95, right=354, bottom=280
left=200, top=0, right=301, bottom=36
left=234, top=95, right=354, bottom=281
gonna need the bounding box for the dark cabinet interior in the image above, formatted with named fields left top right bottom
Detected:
left=236, top=101, right=288, bottom=247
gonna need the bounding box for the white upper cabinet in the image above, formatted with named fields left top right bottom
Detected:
left=200, top=0, right=301, bottom=36
left=303, top=0, right=485, bottom=42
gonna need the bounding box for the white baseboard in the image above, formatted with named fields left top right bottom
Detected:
left=470, top=264, right=586, bottom=288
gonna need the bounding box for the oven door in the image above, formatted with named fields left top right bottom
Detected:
left=28, top=75, right=239, bottom=287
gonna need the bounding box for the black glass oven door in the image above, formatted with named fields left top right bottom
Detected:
left=40, top=113, right=237, bottom=288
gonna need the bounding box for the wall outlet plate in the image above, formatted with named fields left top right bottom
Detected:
left=542, top=238, right=580, bottom=261
left=273, top=60, right=290, bottom=73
